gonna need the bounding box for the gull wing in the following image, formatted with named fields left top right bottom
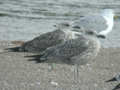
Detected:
left=40, top=35, right=100, bottom=65
left=19, top=30, right=65, bottom=52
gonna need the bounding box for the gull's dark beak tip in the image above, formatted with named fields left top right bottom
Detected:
left=97, top=35, right=106, bottom=39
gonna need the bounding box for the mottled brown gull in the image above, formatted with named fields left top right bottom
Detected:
left=16, top=23, right=80, bottom=52
left=37, top=29, right=101, bottom=82
left=38, top=30, right=101, bottom=65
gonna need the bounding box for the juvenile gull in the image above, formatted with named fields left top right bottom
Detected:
left=39, top=30, right=101, bottom=65
left=38, top=30, right=101, bottom=81
left=15, top=23, right=80, bottom=52
left=72, top=9, right=115, bottom=38
left=106, top=74, right=120, bottom=90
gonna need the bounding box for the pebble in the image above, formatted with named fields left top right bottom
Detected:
left=50, top=81, right=58, bottom=86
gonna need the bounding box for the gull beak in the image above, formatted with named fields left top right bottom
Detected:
left=97, top=34, right=106, bottom=39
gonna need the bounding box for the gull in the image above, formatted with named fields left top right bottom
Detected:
left=106, top=74, right=120, bottom=90
left=12, top=23, right=81, bottom=53
left=38, top=29, right=101, bottom=82
left=72, top=9, right=115, bottom=38
left=38, top=30, right=101, bottom=65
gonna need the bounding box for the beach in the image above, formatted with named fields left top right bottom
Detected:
left=0, top=0, right=120, bottom=90
left=0, top=41, right=120, bottom=90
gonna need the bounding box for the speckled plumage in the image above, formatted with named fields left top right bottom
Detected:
left=19, top=30, right=67, bottom=52
left=39, top=32, right=101, bottom=65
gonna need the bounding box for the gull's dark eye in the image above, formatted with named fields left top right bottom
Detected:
left=87, top=31, right=94, bottom=35
left=64, top=23, right=70, bottom=27
left=53, top=25, right=57, bottom=27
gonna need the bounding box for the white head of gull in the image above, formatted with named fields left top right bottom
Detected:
left=71, top=9, right=116, bottom=39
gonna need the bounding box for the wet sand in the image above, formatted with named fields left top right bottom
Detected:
left=0, top=41, right=120, bottom=90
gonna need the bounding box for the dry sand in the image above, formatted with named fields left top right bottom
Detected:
left=0, top=41, right=120, bottom=90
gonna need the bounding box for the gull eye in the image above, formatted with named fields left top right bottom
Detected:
left=87, top=31, right=94, bottom=35
left=53, top=25, right=57, bottom=27
left=64, top=23, right=70, bottom=27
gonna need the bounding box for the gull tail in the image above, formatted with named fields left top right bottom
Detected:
left=25, top=54, right=48, bottom=63
left=5, top=47, right=21, bottom=52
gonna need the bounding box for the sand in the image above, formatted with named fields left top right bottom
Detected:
left=0, top=41, right=120, bottom=90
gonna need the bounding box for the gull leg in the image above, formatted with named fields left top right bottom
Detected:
left=74, top=64, right=79, bottom=83
left=48, top=63, right=56, bottom=71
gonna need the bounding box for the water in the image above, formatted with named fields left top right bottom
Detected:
left=0, top=0, right=120, bottom=48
